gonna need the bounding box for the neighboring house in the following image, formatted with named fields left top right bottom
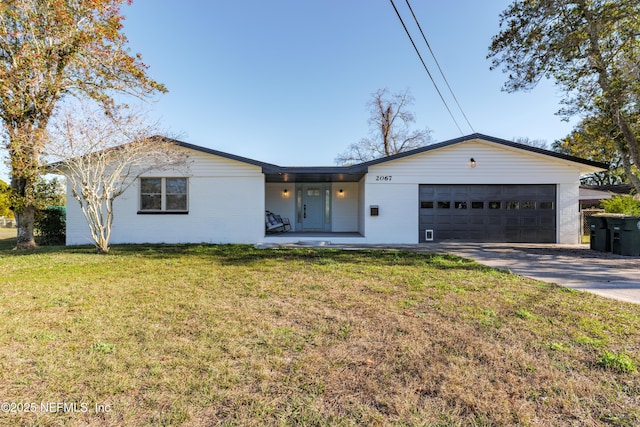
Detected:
left=579, top=184, right=634, bottom=210
left=64, top=133, right=606, bottom=246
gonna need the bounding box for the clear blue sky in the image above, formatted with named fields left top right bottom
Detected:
left=1, top=0, right=577, bottom=181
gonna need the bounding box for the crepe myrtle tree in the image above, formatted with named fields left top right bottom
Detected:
left=488, top=0, right=640, bottom=192
left=47, top=103, right=187, bottom=254
left=0, top=0, right=166, bottom=249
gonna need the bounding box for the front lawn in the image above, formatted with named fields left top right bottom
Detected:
left=0, top=227, right=16, bottom=242
left=0, top=244, right=638, bottom=426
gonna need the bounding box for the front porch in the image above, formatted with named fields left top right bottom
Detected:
left=265, top=178, right=364, bottom=233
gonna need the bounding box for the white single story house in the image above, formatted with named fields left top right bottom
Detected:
left=64, top=133, right=607, bottom=246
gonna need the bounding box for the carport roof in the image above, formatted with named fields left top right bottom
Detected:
left=260, top=165, right=367, bottom=183
left=169, top=133, right=608, bottom=180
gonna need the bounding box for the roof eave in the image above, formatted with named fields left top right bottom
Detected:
left=358, top=133, right=610, bottom=171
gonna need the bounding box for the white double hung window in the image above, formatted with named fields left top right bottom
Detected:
left=139, top=178, right=188, bottom=213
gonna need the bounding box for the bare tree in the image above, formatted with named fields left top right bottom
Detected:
left=512, top=137, right=549, bottom=150
left=46, top=102, right=187, bottom=254
left=335, top=89, right=432, bottom=165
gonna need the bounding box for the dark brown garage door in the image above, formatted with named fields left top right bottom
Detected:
left=419, top=184, right=556, bottom=243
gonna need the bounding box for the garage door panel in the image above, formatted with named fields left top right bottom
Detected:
left=452, top=187, right=468, bottom=197
left=419, top=184, right=556, bottom=243
left=540, top=216, right=555, bottom=227
left=452, top=217, right=469, bottom=225
left=466, top=231, right=484, bottom=240
left=486, top=215, right=503, bottom=226
left=470, top=216, right=486, bottom=225
left=521, top=229, right=540, bottom=241
left=503, top=185, right=520, bottom=197
left=419, top=188, right=435, bottom=199
left=435, top=216, right=452, bottom=225
left=484, top=186, right=502, bottom=198
left=420, top=216, right=435, bottom=225
left=505, top=217, right=520, bottom=226
left=504, top=228, right=521, bottom=241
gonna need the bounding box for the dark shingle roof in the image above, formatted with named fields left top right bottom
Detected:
left=358, top=133, right=609, bottom=170
left=166, top=133, right=609, bottom=180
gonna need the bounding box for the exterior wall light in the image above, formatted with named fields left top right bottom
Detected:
left=469, top=158, right=476, bottom=168
left=338, top=188, right=345, bottom=198
left=282, top=189, right=289, bottom=198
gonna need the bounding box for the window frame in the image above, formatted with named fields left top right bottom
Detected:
left=138, top=177, right=189, bottom=214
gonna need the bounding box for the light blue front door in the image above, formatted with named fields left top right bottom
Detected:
left=302, top=185, right=325, bottom=230
left=295, top=184, right=332, bottom=231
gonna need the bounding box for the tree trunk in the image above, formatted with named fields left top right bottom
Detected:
left=14, top=205, right=37, bottom=249
left=582, top=2, right=640, bottom=194
left=615, top=140, right=640, bottom=195
left=10, top=175, right=38, bottom=249
left=382, top=105, right=392, bottom=156
left=612, top=109, right=640, bottom=194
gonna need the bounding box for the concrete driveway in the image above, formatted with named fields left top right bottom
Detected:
left=425, top=242, right=640, bottom=305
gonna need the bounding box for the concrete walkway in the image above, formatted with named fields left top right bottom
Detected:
left=423, top=242, right=640, bottom=305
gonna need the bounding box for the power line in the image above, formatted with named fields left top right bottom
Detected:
left=404, top=0, right=475, bottom=133
left=387, top=0, right=464, bottom=135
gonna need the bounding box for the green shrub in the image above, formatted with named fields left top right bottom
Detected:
left=601, top=195, right=640, bottom=216
left=34, top=206, right=66, bottom=245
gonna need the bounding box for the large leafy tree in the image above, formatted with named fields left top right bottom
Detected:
left=0, top=179, right=12, bottom=218
left=335, top=89, right=432, bottom=165
left=553, top=114, right=632, bottom=185
left=0, top=177, right=64, bottom=220
left=488, top=0, right=640, bottom=192
left=0, top=0, right=166, bottom=249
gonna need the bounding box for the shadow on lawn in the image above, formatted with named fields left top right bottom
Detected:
left=0, top=241, right=499, bottom=273
left=160, top=244, right=498, bottom=273
left=0, top=236, right=16, bottom=251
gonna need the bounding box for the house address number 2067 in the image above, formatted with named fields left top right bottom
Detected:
left=375, top=175, right=392, bottom=181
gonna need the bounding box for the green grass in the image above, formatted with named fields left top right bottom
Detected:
left=598, top=351, right=637, bottom=373
left=0, top=242, right=639, bottom=426
left=0, top=227, right=16, bottom=242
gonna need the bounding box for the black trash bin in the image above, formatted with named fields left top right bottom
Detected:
left=587, top=215, right=610, bottom=252
left=608, top=216, right=640, bottom=256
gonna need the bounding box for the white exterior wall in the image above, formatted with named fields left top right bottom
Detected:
left=364, top=183, right=418, bottom=243
left=557, top=183, right=580, bottom=244
left=65, top=138, right=593, bottom=246
left=66, top=148, right=265, bottom=245
left=265, top=183, right=296, bottom=229
left=331, top=182, right=359, bottom=232
left=363, top=139, right=585, bottom=244
left=358, top=178, right=366, bottom=236
left=65, top=181, right=90, bottom=245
